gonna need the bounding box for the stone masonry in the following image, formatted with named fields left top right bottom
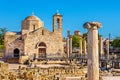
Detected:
left=4, top=12, right=64, bottom=63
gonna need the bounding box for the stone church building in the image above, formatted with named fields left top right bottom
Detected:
left=4, top=12, right=64, bottom=62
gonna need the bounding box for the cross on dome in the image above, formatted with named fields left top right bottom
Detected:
left=56, top=10, right=61, bottom=15
left=32, top=11, right=34, bottom=15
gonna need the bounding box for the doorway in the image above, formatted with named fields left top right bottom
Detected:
left=14, top=48, right=20, bottom=58
left=38, top=42, right=46, bottom=58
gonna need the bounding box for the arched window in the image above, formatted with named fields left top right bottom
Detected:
left=33, top=24, right=35, bottom=30
left=42, top=30, right=44, bottom=35
left=38, top=42, right=46, bottom=47
left=14, top=48, right=20, bottom=58
left=56, top=18, right=60, bottom=29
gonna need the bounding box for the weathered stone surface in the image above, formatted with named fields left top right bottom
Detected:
left=79, top=39, right=82, bottom=55
left=69, top=37, right=72, bottom=54
left=19, top=55, right=29, bottom=64
left=83, top=38, right=87, bottom=55
left=84, top=22, right=102, bottom=80
left=104, top=39, right=109, bottom=59
left=0, top=62, right=9, bottom=80
left=6, top=58, right=19, bottom=63
left=4, top=12, right=64, bottom=63
left=99, top=36, right=104, bottom=57
left=66, top=38, right=70, bottom=58
left=7, top=64, right=86, bottom=80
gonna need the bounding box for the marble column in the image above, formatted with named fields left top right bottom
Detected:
left=67, top=30, right=70, bottom=37
left=106, top=39, right=109, bottom=60
left=79, top=39, right=82, bottom=55
left=83, top=38, right=87, bottom=56
left=66, top=38, right=70, bottom=58
left=99, top=36, right=103, bottom=58
left=69, top=37, right=72, bottom=54
left=83, top=22, right=102, bottom=80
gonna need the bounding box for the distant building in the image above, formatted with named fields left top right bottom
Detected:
left=74, top=30, right=81, bottom=36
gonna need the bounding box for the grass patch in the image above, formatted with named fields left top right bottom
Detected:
left=0, top=45, right=4, bottom=57
left=0, top=45, right=4, bottom=49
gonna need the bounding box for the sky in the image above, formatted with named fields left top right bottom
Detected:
left=0, top=0, right=120, bottom=39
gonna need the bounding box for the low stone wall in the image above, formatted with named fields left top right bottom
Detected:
left=47, top=61, right=67, bottom=64
left=9, top=65, right=86, bottom=80
left=0, top=62, right=9, bottom=80
left=6, top=58, right=19, bottom=63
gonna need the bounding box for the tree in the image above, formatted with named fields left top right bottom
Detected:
left=0, top=27, right=7, bottom=45
left=72, top=35, right=81, bottom=47
left=111, top=37, right=120, bottom=47
left=83, top=33, right=88, bottom=38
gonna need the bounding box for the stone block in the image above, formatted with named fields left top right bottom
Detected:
left=19, top=55, right=29, bottom=64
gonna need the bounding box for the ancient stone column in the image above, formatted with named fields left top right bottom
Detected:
left=66, top=38, right=70, bottom=58
left=83, top=38, right=87, bottom=56
left=99, top=36, right=103, bottom=58
left=106, top=39, right=109, bottom=60
left=84, top=22, right=102, bottom=80
left=79, top=39, right=82, bottom=55
left=69, top=37, right=72, bottom=54
left=67, top=30, right=70, bottom=37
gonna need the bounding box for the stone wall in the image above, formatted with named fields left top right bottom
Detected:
left=4, top=13, right=64, bottom=61
left=0, top=62, right=9, bottom=80
left=6, top=58, right=19, bottom=63
left=24, top=27, right=63, bottom=57
left=4, top=32, right=24, bottom=58
left=19, top=55, right=29, bottom=64
left=8, top=65, right=85, bottom=80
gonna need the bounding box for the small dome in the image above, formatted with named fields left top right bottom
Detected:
left=25, top=15, right=41, bottom=21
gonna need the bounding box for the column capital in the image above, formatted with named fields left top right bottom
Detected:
left=83, top=22, right=102, bottom=30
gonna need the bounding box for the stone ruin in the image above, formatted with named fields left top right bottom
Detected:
left=1, top=22, right=114, bottom=80
left=9, top=65, right=86, bottom=80
left=0, top=61, right=106, bottom=80
left=0, top=62, right=9, bottom=80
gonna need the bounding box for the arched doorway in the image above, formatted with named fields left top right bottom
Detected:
left=14, top=48, right=20, bottom=58
left=38, top=42, right=46, bottom=58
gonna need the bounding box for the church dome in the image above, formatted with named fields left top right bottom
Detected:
left=24, top=15, right=41, bottom=21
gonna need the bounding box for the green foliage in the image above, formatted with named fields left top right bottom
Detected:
left=83, top=33, right=88, bottom=38
left=0, top=45, right=4, bottom=49
left=0, top=27, right=7, bottom=34
left=0, top=34, right=4, bottom=45
left=111, top=37, right=120, bottom=47
left=0, top=27, right=7, bottom=45
left=72, top=35, right=82, bottom=47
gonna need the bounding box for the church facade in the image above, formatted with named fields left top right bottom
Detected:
left=4, top=12, right=64, bottom=60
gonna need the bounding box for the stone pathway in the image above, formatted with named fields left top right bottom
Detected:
left=8, top=63, right=27, bottom=69
left=8, top=63, right=66, bottom=69
left=65, top=76, right=120, bottom=80
left=103, top=76, right=120, bottom=80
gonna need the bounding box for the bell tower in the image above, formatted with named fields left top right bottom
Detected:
left=53, top=10, right=62, bottom=32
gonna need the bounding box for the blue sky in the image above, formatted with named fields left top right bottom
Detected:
left=0, top=0, right=120, bottom=38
